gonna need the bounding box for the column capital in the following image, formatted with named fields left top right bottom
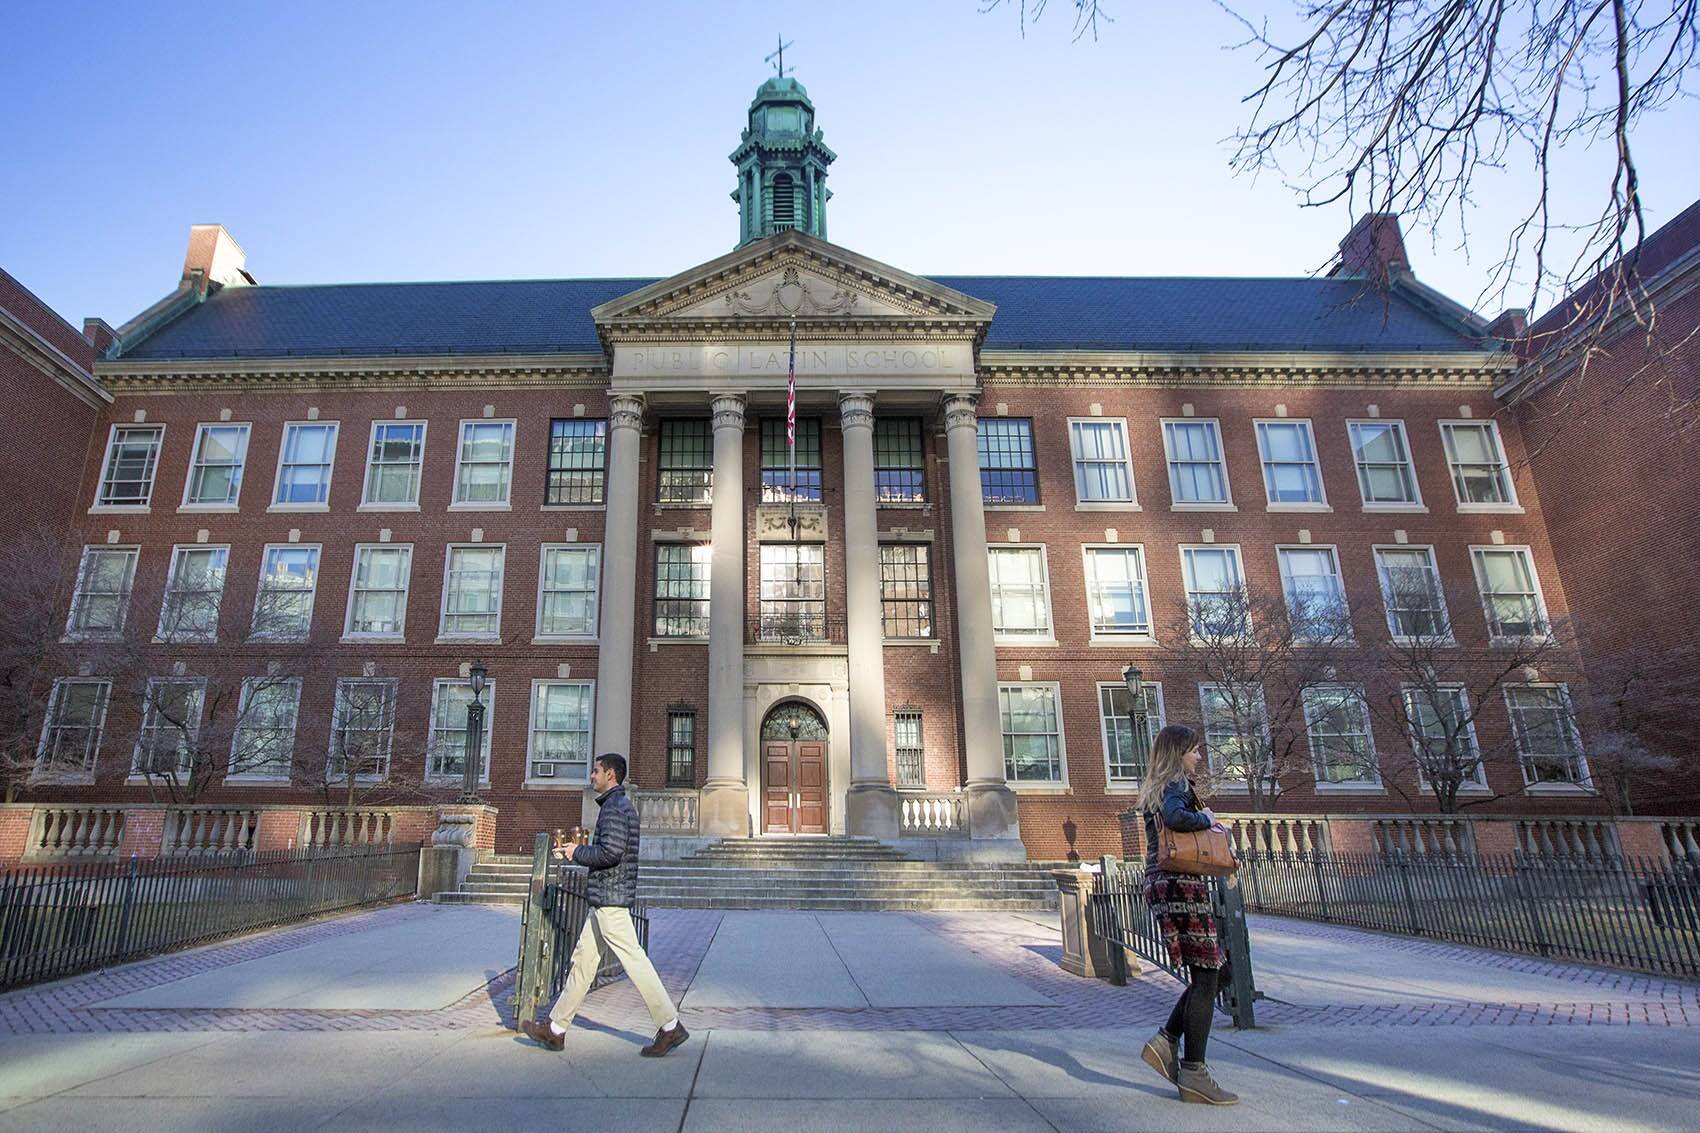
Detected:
left=941, top=391, right=981, bottom=432
left=710, top=392, right=747, bottom=432
left=608, top=392, right=645, bottom=433
left=837, top=391, right=875, bottom=433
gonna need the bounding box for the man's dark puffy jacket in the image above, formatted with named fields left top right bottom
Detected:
left=571, top=784, right=641, bottom=907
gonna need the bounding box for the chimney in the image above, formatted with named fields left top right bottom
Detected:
left=181, top=224, right=254, bottom=294
left=82, top=317, right=117, bottom=356
left=1333, top=213, right=1410, bottom=286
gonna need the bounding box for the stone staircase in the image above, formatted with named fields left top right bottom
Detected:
left=434, top=855, right=532, bottom=905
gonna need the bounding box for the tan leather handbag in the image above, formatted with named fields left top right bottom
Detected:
left=1155, top=821, right=1238, bottom=877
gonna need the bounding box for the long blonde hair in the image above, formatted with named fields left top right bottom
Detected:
left=1137, top=724, right=1202, bottom=814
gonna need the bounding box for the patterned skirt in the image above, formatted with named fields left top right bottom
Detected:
left=1143, top=871, right=1225, bottom=971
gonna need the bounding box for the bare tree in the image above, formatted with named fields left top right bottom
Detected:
left=301, top=674, right=424, bottom=809
left=1569, top=643, right=1694, bottom=813
left=982, top=0, right=1111, bottom=41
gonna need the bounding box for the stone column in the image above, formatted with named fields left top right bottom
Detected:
left=585, top=393, right=645, bottom=827
left=839, top=392, right=900, bottom=838
left=700, top=393, right=750, bottom=836
left=943, top=392, right=1023, bottom=857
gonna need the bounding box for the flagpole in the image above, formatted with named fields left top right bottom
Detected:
left=787, top=316, right=798, bottom=541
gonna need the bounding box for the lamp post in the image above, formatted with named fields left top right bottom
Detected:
left=460, top=660, right=487, bottom=804
left=1121, top=662, right=1152, bottom=778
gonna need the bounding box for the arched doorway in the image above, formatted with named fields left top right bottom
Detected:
left=760, top=701, right=829, bottom=834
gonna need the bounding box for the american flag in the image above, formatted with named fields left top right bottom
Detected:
left=786, top=318, right=797, bottom=448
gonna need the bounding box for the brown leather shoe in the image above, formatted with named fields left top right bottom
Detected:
left=520, top=1018, right=564, bottom=1051
left=639, top=1022, right=689, bottom=1057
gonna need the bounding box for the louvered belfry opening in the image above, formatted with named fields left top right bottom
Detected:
left=771, top=173, right=796, bottom=229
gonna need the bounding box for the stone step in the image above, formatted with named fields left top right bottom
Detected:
left=641, top=895, right=1056, bottom=912
left=434, top=890, right=525, bottom=905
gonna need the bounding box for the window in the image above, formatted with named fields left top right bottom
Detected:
left=362, top=422, right=426, bottom=507
left=879, top=544, right=932, bottom=638
left=1506, top=685, right=1588, bottom=786
left=253, top=545, right=320, bottom=640
left=988, top=546, right=1053, bottom=640
left=874, top=418, right=926, bottom=503
left=1163, top=419, right=1230, bottom=505
left=657, top=419, right=713, bottom=504
left=345, top=545, right=413, bottom=638
left=95, top=425, right=163, bottom=507
left=1277, top=546, right=1348, bottom=638
left=1083, top=546, right=1152, bottom=638
left=1100, top=682, right=1164, bottom=786
left=654, top=543, right=711, bottom=636
left=537, top=545, right=600, bottom=638
left=1441, top=421, right=1516, bottom=507
left=66, top=546, right=139, bottom=638
left=453, top=420, right=516, bottom=506
left=528, top=681, right=594, bottom=781
left=1200, top=683, right=1270, bottom=785
left=1349, top=421, right=1421, bottom=506
left=328, top=678, right=397, bottom=782
left=426, top=679, right=494, bottom=783
left=977, top=418, right=1039, bottom=504
left=760, top=417, right=821, bottom=503
left=894, top=709, right=925, bottom=788
left=999, top=683, right=1065, bottom=784
left=667, top=707, right=696, bottom=785
left=1256, top=420, right=1325, bottom=506
left=133, top=678, right=204, bottom=777
left=273, top=422, right=338, bottom=506
left=1181, top=546, right=1246, bottom=637
left=1374, top=546, right=1451, bottom=641
left=440, top=545, right=505, bottom=638
left=758, top=544, right=826, bottom=641
left=1471, top=547, right=1548, bottom=639
left=228, top=677, right=300, bottom=781
left=183, top=424, right=250, bottom=507
left=545, top=419, right=607, bottom=505
left=1303, top=686, right=1379, bottom=786
left=35, top=679, right=110, bottom=780
left=157, top=545, right=229, bottom=642
left=1404, top=686, right=1486, bottom=789
left=1070, top=419, right=1135, bottom=504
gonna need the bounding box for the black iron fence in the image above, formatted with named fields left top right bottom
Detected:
left=512, top=833, right=650, bottom=1023
left=0, top=846, right=421, bottom=991
left=1235, top=850, right=1700, bottom=978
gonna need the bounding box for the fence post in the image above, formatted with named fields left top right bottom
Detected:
left=114, top=855, right=140, bottom=959
left=1395, top=854, right=1422, bottom=935
left=1213, top=877, right=1258, bottom=1029
left=1513, top=863, right=1552, bottom=957
left=1310, top=850, right=1330, bottom=921
left=511, top=833, right=552, bottom=1024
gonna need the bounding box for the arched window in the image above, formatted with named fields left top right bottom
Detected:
left=771, top=173, right=796, bottom=228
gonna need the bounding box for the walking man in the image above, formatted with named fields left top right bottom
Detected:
left=519, top=752, right=689, bottom=1057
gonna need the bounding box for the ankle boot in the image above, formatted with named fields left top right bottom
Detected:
left=1141, top=1030, right=1177, bottom=1083
left=1177, top=1060, right=1239, bottom=1105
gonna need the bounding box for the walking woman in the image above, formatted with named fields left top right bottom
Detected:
left=1138, top=724, right=1239, bottom=1105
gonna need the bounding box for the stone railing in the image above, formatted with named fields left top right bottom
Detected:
left=163, top=808, right=260, bottom=856
left=1221, top=814, right=1331, bottom=857
left=1373, top=817, right=1475, bottom=859
left=899, top=791, right=966, bottom=836
left=1513, top=817, right=1620, bottom=863
left=299, top=809, right=397, bottom=850
left=22, top=805, right=126, bottom=861
left=1663, top=819, right=1700, bottom=863
left=631, top=788, right=700, bottom=834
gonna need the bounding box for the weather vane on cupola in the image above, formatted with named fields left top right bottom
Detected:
left=765, top=34, right=794, bottom=77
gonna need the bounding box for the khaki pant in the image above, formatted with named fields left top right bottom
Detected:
left=547, top=905, right=676, bottom=1031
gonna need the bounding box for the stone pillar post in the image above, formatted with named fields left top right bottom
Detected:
left=943, top=392, right=1024, bottom=857
left=585, top=393, right=645, bottom=826
left=700, top=393, right=750, bottom=836
left=839, top=392, right=899, bottom=837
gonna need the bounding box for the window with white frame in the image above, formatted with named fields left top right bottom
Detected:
left=362, top=422, right=426, bottom=506
left=894, top=709, right=925, bottom=788
left=1374, top=546, right=1451, bottom=641
left=253, top=545, right=320, bottom=639
left=273, top=422, right=338, bottom=506
left=326, top=678, right=397, bottom=782
left=426, top=679, right=494, bottom=782
left=1506, top=685, right=1588, bottom=786
left=1200, top=683, right=1270, bottom=784
left=440, top=545, right=504, bottom=638
left=66, top=546, right=139, bottom=638
left=35, top=679, right=110, bottom=780
left=537, top=545, right=600, bottom=638
left=95, top=425, right=163, bottom=507
left=183, top=423, right=250, bottom=507
left=157, top=545, right=229, bottom=642
left=528, top=681, right=593, bottom=781
left=1404, top=686, right=1486, bottom=788
left=1069, top=419, right=1135, bottom=504
left=1162, top=419, right=1230, bottom=505
left=1303, top=686, right=1379, bottom=786
left=654, top=543, right=711, bottom=637
left=988, top=546, right=1053, bottom=639
left=228, top=677, right=300, bottom=780
left=1100, top=682, right=1164, bottom=785
left=346, top=545, right=412, bottom=638
left=1277, top=546, right=1348, bottom=637
left=453, top=420, right=516, bottom=506
left=1181, top=546, right=1246, bottom=636
left=1349, top=421, right=1420, bottom=506
left=1471, top=547, right=1548, bottom=639
left=1256, top=420, right=1325, bottom=505
left=133, top=678, right=204, bottom=777
left=1441, top=421, right=1516, bottom=507
left=1083, top=546, right=1152, bottom=638
left=999, top=683, right=1065, bottom=784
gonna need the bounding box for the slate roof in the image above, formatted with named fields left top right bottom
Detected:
left=115, top=274, right=1486, bottom=361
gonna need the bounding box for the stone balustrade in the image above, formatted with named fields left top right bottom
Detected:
left=898, top=791, right=966, bottom=836
left=631, top=788, right=700, bottom=834
left=1372, top=817, right=1475, bottom=859
left=22, top=805, right=126, bottom=861
left=299, top=809, right=397, bottom=850
left=163, top=808, right=260, bottom=856
left=1513, top=817, right=1621, bottom=862
left=1663, top=819, right=1700, bottom=863
left=1221, top=813, right=1332, bottom=857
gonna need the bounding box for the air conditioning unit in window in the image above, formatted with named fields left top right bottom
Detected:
left=533, top=762, right=556, bottom=778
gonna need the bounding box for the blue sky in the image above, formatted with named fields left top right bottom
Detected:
left=3, top=1, right=1695, bottom=332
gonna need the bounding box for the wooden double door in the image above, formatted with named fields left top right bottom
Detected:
left=760, top=704, right=829, bottom=834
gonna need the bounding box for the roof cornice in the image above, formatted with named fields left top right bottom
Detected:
left=0, top=307, right=111, bottom=408
left=94, top=351, right=609, bottom=394
left=979, top=348, right=1510, bottom=388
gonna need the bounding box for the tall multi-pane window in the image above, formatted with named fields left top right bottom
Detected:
left=35, top=679, right=111, bottom=780
left=1181, top=546, right=1246, bottom=636
left=1277, top=546, right=1348, bottom=637
left=228, top=677, right=300, bottom=780
left=426, top=679, right=494, bottom=782
left=977, top=418, right=1039, bottom=504
left=253, top=545, right=320, bottom=639
left=1405, top=686, right=1486, bottom=788
left=760, top=418, right=822, bottom=503
left=657, top=419, right=714, bottom=504
left=528, top=681, right=593, bottom=781
left=654, top=544, right=711, bottom=636
left=878, top=544, right=932, bottom=638
left=1200, top=683, right=1270, bottom=784
left=362, top=422, right=426, bottom=506
left=874, top=418, right=926, bottom=503
left=999, top=683, right=1065, bottom=784
left=1256, top=420, right=1325, bottom=505
left=758, top=544, right=826, bottom=640
left=440, top=545, right=505, bottom=638
left=1100, top=682, right=1164, bottom=785
left=274, top=423, right=338, bottom=506
left=667, top=707, right=696, bottom=785
left=1083, top=546, right=1151, bottom=638
left=546, top=419, right=608, bottom=505
left=1471, top=547, right=1548, bottom=638
left=1374, top=546, right=1450, bottom=641
left=1506, top=685, right=1588, bottom=786
left=183, top=424, right=250, bottom=507
left=346, top=545, right=413, bottom=638
left=133, top=678, right=204, bottom=777
left=1303, top=686, right=1379, bottom=786
left=1069, top=419, right=1135, bottom=503
left=66, top=546, right=139, bottom=638
left=536, top=545, right=600, bottom=638
left=95, top=425, right=164, bottom=507
left=328, top=678, right=397, bottom=782
left=1162, top=419, right=1230, bottom=505
left=894, top=709, right=925, bottom=788
left=157, top=545, right=229, bottom=642
left=1349, top=421, right=1421, bottom=506
left=988, top=546, right=1052, bottom=640
left=1441, top=421, right=1516, bottom=506
left=453, top=420, right=516, bottom=506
